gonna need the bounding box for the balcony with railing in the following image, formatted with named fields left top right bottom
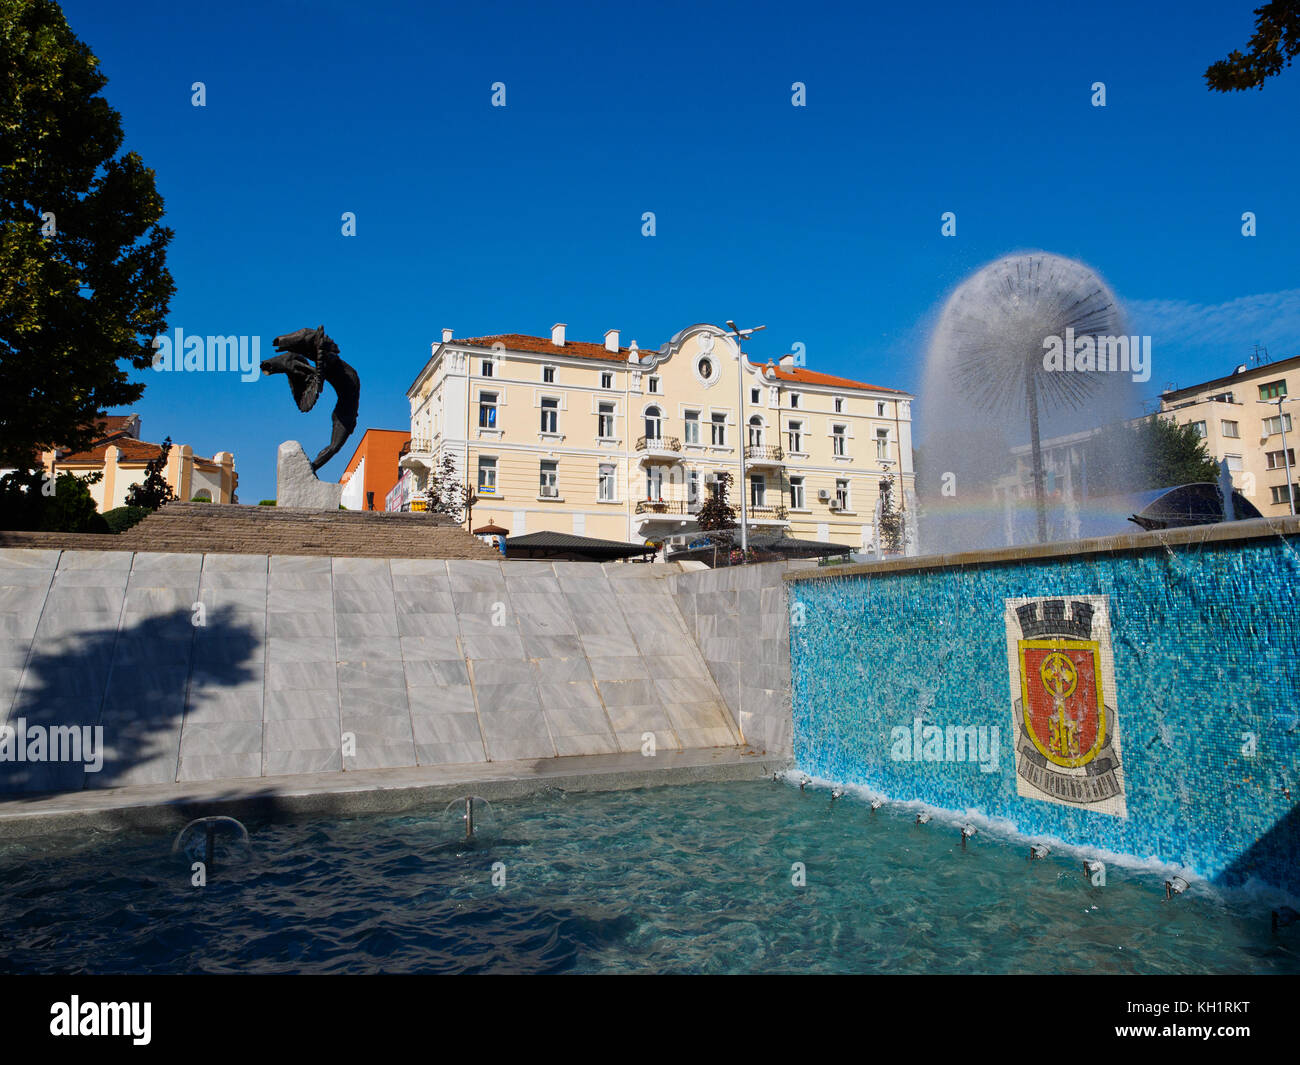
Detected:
left=747, top=504, right=789, bottom=524
left=635, top=435, right=682, bottom=463
left=399, top=435, right=435, bottom=470
left=635, top=499, right=688, bottom=516
left=744, top=443, right=785, bottom=466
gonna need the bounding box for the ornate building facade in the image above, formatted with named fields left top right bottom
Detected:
left=399, top=322, right=916, bottom=553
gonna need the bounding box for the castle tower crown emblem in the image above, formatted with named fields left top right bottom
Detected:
left=1015, top=599, right=1095, bottom=640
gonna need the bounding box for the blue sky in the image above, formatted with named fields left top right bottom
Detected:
left=59, top=0, right=1300, bottom=502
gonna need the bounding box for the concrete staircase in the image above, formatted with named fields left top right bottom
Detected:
left=0, top=503, right=499, bottom=560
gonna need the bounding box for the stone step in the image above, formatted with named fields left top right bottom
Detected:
left=0, top=502, right=498, bottom=560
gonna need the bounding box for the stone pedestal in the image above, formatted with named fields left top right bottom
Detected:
left=276, top=441, right=343, bottom=509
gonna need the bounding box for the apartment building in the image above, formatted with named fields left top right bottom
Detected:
left=399, top=322, right=916, bottom=553
left=1159, top=354, right=1300, bottom=516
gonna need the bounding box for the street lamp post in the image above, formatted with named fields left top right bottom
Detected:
left=1259, top=395, right=1297, bottom=516
left=722, top=321, right=766, bottom=556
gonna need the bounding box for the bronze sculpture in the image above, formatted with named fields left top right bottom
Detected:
left=261, top=325, right=360, bottom=473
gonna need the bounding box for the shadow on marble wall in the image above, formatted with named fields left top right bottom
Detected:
left=1, top=606, right=261, bottom=794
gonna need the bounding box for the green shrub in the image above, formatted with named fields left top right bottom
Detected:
left=39, top=473, right=108, bottom=534
left=0, top=470, right=109, bottom=533
left=102, top=505, right=151, bottom=534
left=258, top=499, right=276, bottom=506
left=190, top=494, right=211, bottom=502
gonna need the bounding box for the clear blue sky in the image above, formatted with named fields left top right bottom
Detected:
left=60, top=0, right=1300, bottom=503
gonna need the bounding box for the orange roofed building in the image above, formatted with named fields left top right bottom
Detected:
left=400, top=322, right=916, bottom=554
left=44, top=414, right=238, bottom=509
left=339, top=429, right=410, bottom=511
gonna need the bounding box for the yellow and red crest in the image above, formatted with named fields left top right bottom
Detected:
left=1004, top=596, right=1126, bottom=816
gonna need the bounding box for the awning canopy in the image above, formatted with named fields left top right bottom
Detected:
left=666, top=531, right=851, bottom=566
left=504, top=530, right=657, bottom=562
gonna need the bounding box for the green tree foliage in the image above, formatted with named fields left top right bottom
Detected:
left=0, top=0, right=174, bottom=468
left=1084, top=417, right=1221, bottom=496
left=0, top=468, right=106, bottom=531
left=695, top=471, right=737, bottom=534
left=877, top=472, right=904, bottom=554
left=1206, top=1, right=1300, bottom=91
left=124, top=436, right=176, bottom=510
left=424, top=454, right=470, bottom=522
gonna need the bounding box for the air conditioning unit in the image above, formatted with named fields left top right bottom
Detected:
left=817, top=489, right=831, bottom=501
left=829, top=500, right=843, bottom=511
left=540, top=486, right=559, bottom=498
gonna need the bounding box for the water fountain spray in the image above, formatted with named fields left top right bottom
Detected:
left=924, top=252, right=1125, bottom=544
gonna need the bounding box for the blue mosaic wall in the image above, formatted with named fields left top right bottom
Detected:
left=788, top=534, right=1300, bottom=893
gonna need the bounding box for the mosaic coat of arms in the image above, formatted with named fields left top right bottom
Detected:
left=1003, top=595, right=1126, bottom=817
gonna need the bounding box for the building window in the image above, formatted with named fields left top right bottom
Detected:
left=711, top=413, right=727, bottom=446
left=697, top=359, right=713, bottom=381
left=832, top=425, right=847, bottom=457
left=788, top=420, right=803, bottom=453
left=1222, top=419, right=1239, bottom=438
left=598, top=402, right=615, bottom=438
left=789, top=475, right=805, bottom=510
left=875, top=428, right=889, bottom=461
left=684, top=410, right=700, bottom=445
left=877, top=401, right=886, bottom=417
left=478, top=457, right=497, bottom=494
left=1264, top=413, right=1293, bottom=436
left=478, top=392, right=498, bottom=429
left=835, top=479, right=849, bottom=509
left=1266, top=448, right=1296, bottom=470
left=1260, top=380, right=1288, bottom=401
left=543, top=365, right=555, bottom=383
left=539, top=460, right=558, bottom=497
left=1270, top=484, right=1299, bottom=506
left=482, top=359, right=494, bottom=377
left=751, top=387, right=761, bottom=404
left=750, top=474, right=766, bottom=507
left=540, top=397, right=559, bottom=434
left=646, top=467, right=664, bottom=500
left=687, top=470, right=700, bottom=505
left=790, top=393, right=800, bottom=408
left=749, top=416, right=764, bottom=447
left=645, top=405, right=663, bottom=440
left=648, top=375, right=661, bottom=394
left=601, top=372, right=613, bottom=390
left=1190, top=420, right=1207, bottom=438
left=834, top=397, right=844, bottom=414
left=707, top=473, right=723, bottom=501
left=598, top=464, right=616, bottom=501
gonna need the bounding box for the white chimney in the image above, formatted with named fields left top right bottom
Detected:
left=441, top=328, right=453, bottom=344
left=779, top=353, right=796, bottom=369
left=551, top=323, right=566, bottom=347
left=604, top=329, right=619, bottom=353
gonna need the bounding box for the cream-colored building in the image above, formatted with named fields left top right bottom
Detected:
left=399, top=323, right=915, bottom=554
left=42, top=414, right=238, bottom=509
left=1160, top=354, right=1300, bottom=516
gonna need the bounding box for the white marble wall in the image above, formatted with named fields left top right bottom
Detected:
left=0, top=550, right=740, bottom=793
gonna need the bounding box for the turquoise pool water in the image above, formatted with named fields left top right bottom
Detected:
left=1, top=780, right=1295, bottom=974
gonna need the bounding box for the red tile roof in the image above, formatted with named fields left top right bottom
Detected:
left=752, top=363, right=910, bottom=395
left=457, top=333, right=630, bottom=363
left=59, top=438, right=168, bottom=464
left=449, top=332, right=909, bottom=393
left=98, top=415, right=139, bottom=434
